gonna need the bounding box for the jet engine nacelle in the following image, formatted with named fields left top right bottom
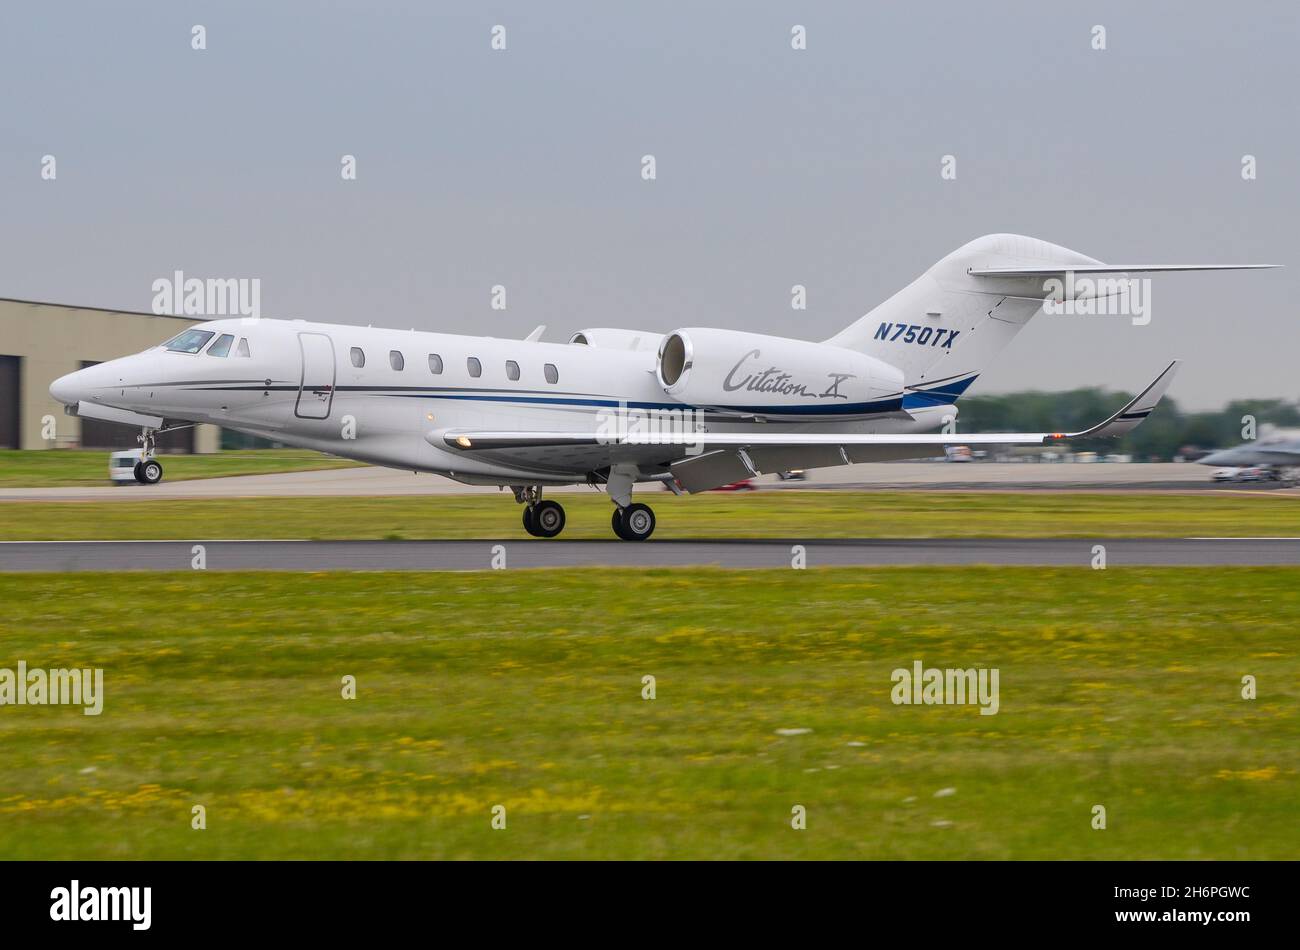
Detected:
left=655, top=327, right=905, bottom=413
left=569, top=328, right=664, bottom=352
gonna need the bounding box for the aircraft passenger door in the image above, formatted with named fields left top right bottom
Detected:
left=296, top=332, right=336, bottom=419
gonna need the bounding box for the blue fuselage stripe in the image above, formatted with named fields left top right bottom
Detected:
left=392, top=391, right=906, bottom=417
left=901, top=374, right=978, bottom=409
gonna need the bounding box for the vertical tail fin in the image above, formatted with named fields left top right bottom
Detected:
left=828, top=233, right=1276, bottom=406
left=826, top=234, right=1099, bottom=402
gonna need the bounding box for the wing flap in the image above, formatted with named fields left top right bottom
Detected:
left=670, top=450, right=756, bottom=493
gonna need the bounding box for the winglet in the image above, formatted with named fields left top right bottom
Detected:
left=1055, top=360, right=1182, bottom=440
left=524, top=325, right=547, bottom=342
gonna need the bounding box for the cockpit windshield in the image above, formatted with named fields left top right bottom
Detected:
left=163, top=329, right=216, bottom=353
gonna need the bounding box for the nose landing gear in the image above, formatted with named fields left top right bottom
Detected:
left=133, top=429, right=164, bottom=485
left=133, top=457, right=164, bottom=485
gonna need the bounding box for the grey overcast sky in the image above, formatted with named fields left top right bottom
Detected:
left=2, top=0, right=1295, bottom=409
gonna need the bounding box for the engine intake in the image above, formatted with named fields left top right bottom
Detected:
left=658, top=332, right=690, bottom=387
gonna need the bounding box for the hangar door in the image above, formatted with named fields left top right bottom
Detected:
left=0, top=356, right=18, bottom=448
left=76, top=360, right=195, bottom=452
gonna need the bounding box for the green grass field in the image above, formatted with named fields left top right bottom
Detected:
left=0, top=490, right=1297, bottom=540
left=0, top=567, right=1295, bottom=859
left=0, top=449, right=359, bottom=487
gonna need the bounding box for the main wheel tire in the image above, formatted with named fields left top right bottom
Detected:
left=522, top=506, right=539, bottom=537
left=611, top=507, right=629, bottom=540
left=132, top=462, right=146, bottom=484
left=138, top=459, right=163, bottom=484
left=531, top=500, right=566, bottom=538
left=618, top=503, right=655, bottom=541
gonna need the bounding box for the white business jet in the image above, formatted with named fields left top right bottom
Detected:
left=48, top=234, right=1274, bottom=540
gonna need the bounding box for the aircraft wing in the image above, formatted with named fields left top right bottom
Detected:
left=436, top=361, right=1180, bottom=492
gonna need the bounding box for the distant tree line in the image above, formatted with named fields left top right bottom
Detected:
left=956, top=390, right=1300, bottom=461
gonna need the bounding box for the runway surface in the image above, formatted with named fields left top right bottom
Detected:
left=2, top=538, right=1298, bottom=571
left=2, top=462, right=1272, bottom=502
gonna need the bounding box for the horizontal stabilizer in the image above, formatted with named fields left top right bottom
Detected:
left=969, top=264, right=1279, bottom=277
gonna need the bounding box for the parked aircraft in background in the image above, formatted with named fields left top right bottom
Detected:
left=1199, top=426, right=1300, bottom=472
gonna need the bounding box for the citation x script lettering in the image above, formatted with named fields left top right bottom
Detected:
left=45, top=233, right=1276, bottom=540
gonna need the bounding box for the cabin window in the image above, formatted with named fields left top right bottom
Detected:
left=544, top=363, right=559, bottom=384
left=163, top=329, right=215, bottom=354
left=428, top=353, right=443, bottom=374
left=390, top=350, right=405, bottom=371
left=505, top=360, right=520, bottom=381
left=235, top=337, right=251, bottom=358
left=467, top=357, right=482, bottom=378
left=206, top=334, right=234, bottom=358
left=350, top=347, right=365, bottom=368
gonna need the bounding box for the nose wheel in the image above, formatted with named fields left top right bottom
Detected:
left=133, top=458, right=164, bottom=485
left=132, top=428, right=164, bottom=485
left=612, top=503, right=655, bottom=541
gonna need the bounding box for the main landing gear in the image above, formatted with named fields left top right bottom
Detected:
left=604, top=465, right=656, bottom=541
left=509, top=477, right=658, bottom=541
left=611, top=503, right=655, bottom=542
left=513, top=486, right=566, bottom=538
left=133, top=429, right=164, bottom=485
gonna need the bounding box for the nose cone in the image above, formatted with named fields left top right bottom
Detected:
left=49, top=361, right=124, bottom=407
left=49, top=368, right=89, bottom=407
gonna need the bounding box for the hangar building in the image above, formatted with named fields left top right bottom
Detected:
left=0, top=297, right=220, bottom=452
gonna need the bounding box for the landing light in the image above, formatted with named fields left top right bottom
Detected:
left=456, top=435, right=473, bottom=448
